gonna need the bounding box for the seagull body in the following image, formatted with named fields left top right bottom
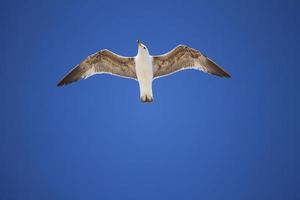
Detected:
left=135, top=42, right=154, bottom=102
left=58, top=40, right=231, bottom=103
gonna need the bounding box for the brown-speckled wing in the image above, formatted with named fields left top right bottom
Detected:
left=152, top=45, right=231, bottom=79
left=57, top=49, right=136, bottom=86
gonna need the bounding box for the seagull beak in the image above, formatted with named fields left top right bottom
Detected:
left=136, top=40, right=141, bottom=46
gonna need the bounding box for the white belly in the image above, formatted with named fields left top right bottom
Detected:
left=135, top=55, right=153, bottom=98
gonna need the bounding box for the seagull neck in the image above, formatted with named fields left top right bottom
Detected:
left=137, top=50, right=149, bottom=58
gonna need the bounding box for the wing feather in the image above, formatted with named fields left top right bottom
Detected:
left=57, top=49, right=136, bottom=86
left=153, top=45, right=231, bottom=79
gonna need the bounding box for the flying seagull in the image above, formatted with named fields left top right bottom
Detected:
left=57, top=40, right=231, bottom=103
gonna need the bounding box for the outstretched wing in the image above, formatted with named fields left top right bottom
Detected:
left=152, top=45, right=231, bottom=79
left=57, top=49, right=136, bottom=86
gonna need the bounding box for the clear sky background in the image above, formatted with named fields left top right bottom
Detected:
left=0, top=0, right=299, bottom=199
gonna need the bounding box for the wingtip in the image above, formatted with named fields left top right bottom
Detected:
left=57, top=80, right=67, bottom=87
left=224, top=73, right=231, bottom=78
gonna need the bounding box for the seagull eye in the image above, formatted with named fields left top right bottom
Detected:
left=143, top=47, right=146, bottom=49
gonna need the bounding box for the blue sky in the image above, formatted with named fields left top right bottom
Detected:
left=0, top=0, right=299, bottom=199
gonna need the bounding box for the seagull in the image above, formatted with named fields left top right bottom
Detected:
left=57, top=40, right=231, bottom=103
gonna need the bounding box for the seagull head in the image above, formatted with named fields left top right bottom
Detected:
left=137, top=40, right=149, bottom=55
